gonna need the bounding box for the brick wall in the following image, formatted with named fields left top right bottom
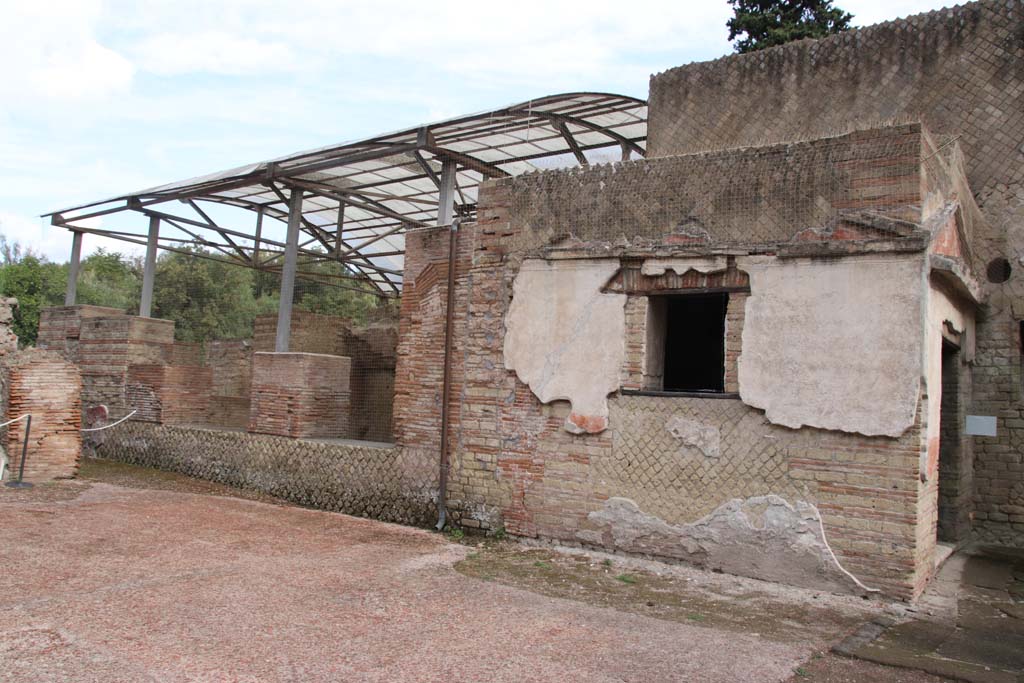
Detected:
left=77, top=315, right=175, bottom=419
left=647, top=1, right=1022, bottom=202
left=249, top=352, right=351, bottom=439
left=389, top=158, right=937, bottom=597
left=646, top=0, right=1024, bottom=546
left=127, top=364, right=212, bottom=426
left=97, top=421, right=437, bottom=527
left=37, top=305, right=126, bottom=363
left=2, top=350, right=81, bottom=481
left=501, top=125, right=923, bottom=254
left=338, top=322, right=398, bottom=442
left=394, top=226, right=472, bottom=453
left=253, top=310, right=341, bottom=355
left=205, top=340, right=253, bottom=398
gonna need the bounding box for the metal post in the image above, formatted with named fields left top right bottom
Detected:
left=65, top=231, right=83, bottom=305
left=5, top=415, right=33, bottom=488
left=253, top=207, right=264, bottom=266
left=435, top=219, right=460, bottom=530
left=139, top=216, right=160, bottom=318
left=334, top=202, right=345, bottom=257
left=437, top=159, right=456, bottom=226
left=275, top=189, right=303, bottom=353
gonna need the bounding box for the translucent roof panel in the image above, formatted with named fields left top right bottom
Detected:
left=46, top=92, right=647, bottom=296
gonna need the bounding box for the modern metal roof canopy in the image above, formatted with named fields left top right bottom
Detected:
left=46, top=92, right=648, bottom=296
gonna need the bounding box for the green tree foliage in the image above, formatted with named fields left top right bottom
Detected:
left=0, top=237, right=65, bottom=346
left=727, top=0, right=853, bottom=53
left=77, top=249, right=142, bottom=312
left=291, top=261, right=380, bottom=324
left=152, top=249, right=274, bottom=343
left=0, top=234, right=388, bottom=346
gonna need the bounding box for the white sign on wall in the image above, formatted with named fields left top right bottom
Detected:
left=965, top=415, right=997, bottom=437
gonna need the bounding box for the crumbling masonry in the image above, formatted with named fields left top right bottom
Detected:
left=43, top=0, right=1024, bottom=600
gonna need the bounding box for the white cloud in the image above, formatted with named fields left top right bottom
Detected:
left=0, top=0, right=134, bottom=104
left=131, top=31, right=298, bottom=76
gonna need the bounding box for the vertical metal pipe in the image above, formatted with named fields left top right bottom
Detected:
left=253, top=208, right=264, bottom=297
left=436, top=218, right=460, bottom=530
left=436, top=159, right=456, bottom=227
left=139, top=216, right=160, bottom=317
left=253, top=207, right=264, bottom=266
left=335, top=202, right=345, bottom=257
left=65, top=230, right=83, bottom=305
left=275, top=189, right=303, bottom=353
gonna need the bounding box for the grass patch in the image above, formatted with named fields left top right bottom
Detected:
left=615, top=574, right=638, bottom=584
left=533, top=560, right=553, bottom=569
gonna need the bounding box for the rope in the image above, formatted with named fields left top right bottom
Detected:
left=808, top=503, right=881, bottom=593
left=82, top=410, right=137, bottom=432
left=0, top=414, right=30, bottom=429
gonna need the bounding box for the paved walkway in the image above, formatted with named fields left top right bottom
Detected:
left=1, top=482, right=831, bottom=683
left=837, top=545, right=1024, bottom=683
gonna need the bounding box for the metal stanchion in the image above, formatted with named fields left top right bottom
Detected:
left=4, top=414, right=33, bottom=489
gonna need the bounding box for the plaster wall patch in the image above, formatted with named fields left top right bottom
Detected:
left=666, top=415, right=720, bottom=457
left=641, top=256, right=728, bottom=277
left=737, top=254, right=924, bottom=437
left=578, top=495, right=853, bottom=593
left=504, top=259, right=625, bottom=434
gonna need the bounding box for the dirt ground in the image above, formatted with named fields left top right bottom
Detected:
left=0, top=460, right=955, bottom=682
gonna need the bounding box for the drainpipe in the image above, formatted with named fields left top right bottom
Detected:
left=436, top=218, right=461, bottom=530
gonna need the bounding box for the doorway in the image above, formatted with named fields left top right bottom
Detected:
left=937, top=340, right=963, bottom=544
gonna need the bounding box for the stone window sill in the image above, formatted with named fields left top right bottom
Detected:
left=620, top=389, right=740, bottom=400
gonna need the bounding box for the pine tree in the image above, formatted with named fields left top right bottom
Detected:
left=727, top=0, right=853, bottom=54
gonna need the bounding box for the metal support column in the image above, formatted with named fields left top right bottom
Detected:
left=64, top=230, right=83, bottom=305
left=139, top=216, right=160, bottom=318
left=275, top=189, right=303, bottom=353
left=436, top=159, right=456, bottom=226
left=334, top=202, right=345, bottom=257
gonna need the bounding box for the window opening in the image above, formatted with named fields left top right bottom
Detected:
left=660, top=293, right=728, bottom=393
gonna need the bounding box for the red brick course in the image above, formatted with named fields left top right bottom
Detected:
left=249, top=352, right=351, bottom=439
left=2, top=350, right=81, bottom=481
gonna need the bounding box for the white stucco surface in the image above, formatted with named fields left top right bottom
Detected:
left=737, top=254, right=925, bottom=437
left=503, top=259, right=626, bottom=434
left=641, top=256, right=728, bottom=277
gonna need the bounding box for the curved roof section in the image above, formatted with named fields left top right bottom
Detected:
left=47, top=92, right=648, bottom=295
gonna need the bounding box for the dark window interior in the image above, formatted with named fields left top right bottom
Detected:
left=662, top=293, right=728, bottom=393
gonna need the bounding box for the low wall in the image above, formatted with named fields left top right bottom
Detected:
left=97, top=421, right=438, bottom=526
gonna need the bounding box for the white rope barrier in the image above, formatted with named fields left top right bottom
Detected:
left=81, top=410, right=137, bottom=432
left=0, top=414, right=31, bottom=429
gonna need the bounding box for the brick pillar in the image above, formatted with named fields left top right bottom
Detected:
left=248, top=352, right=351, bottom=439
left=2, top=350, right=82, bottom=481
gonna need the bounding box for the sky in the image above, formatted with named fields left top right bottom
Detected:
left=0, top=0, right=956, bottom=263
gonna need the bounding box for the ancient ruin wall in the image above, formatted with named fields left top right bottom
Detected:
left=2, top=350, right=82, bottom=481
left=502, top=125, right=923, bottom=253
left=97, top=421, right=437, bottom=527
left=646, top=0, right=1024, bottom=544
left=647, top=0, right=1022, bottom=203
left=392, top=163, right=935, bottom=597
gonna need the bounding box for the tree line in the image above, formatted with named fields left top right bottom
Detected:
left=0, top=235, right=386, bottom=347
